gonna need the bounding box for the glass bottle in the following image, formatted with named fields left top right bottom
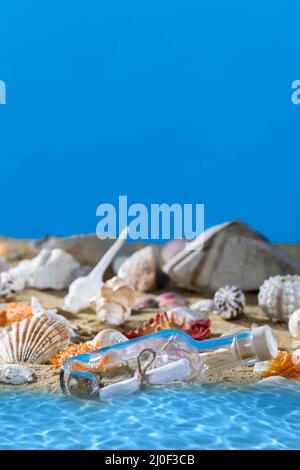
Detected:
left=60, top=326, right=277, bottom=400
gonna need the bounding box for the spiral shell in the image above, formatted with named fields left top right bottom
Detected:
left=91, top=277, right=136, bottom=325
left=0, top=314, right=69, bottom=364
left=258, top=275, right=300, bottom=322
left=214, top=285, right=245, bottom=320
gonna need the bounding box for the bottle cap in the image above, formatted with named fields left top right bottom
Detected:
left=252, top=326, right=278, bottom=361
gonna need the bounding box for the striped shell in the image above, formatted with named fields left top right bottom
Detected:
left=214, top=285, right=245, bottom=320
left=0, top=314, right=69, bottom=364
left=258, top=275, right=300, bottom=322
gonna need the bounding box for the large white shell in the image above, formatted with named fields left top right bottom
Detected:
left=0, top=314, right=69, bottom=364
left=288, top=308, right=300, bottom=338
left=91, top=277, right=136, bottom=326
left=214, top=285, right=245, bottom=320
left=1, top=248, right=80, bottom=293
left=258, top=275, right=300, bottom=322
left=163, top=221, right=300, bottom=292
left=0, top=364, right=34, bottom=385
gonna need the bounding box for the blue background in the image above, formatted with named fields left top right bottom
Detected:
left=0, top=1, right=299, bottom=241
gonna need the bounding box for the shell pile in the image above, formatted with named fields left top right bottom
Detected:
left=258, top=275, right=300, bottom=322
left=91, top=276, right=136, bottom=325
left=0, top=314, right=69, bottom=364
left=214, top=285, right=245, bottom=320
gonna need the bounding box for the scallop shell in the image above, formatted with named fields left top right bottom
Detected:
left=91, top=276, right=136, bottom=325
left=214, top=285, right=245, bottom=320
left=0, top=314, right=69, bottom=364
left=258, top=275, right=300, bottom=322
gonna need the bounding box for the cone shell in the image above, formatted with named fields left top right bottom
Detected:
left=0, top=314, right=69, bottom=364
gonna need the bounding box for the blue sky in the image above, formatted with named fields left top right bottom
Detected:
left=0, top=1, right=299, bottom=241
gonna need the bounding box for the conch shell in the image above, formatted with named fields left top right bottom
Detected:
left=214, top=285, right=245, bottom=320
left=64, top=228, right=128, bottom=313
left=125, top=312, right=211, bottom=340
left=91, top=277, right=136, bottom=325
left=0, top=314, right=69, bottom=364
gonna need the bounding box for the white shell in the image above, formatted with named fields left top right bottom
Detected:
left=91, top=277, right=136, bottom=326
left=1, top=248, right=80, bottom=292
left=0, top=364, right=34, bottom=385
left=288, top=308, right=300, bottom=338
left=0, top=271, right=24, bottom=300
left=258, top=275, right=300, bottom=322
left=214, top=285, right=245, bottom=320
left=64, top=228, right=128, bottom=313
left=190, top=299, right=214, bottom=314
left=163, top=221, right=300, bottom=292
left=0, top=314, right=69, bottom=364
left=90, top=329, right=128, bottom=348
left=165, top=306, right=207, bottom=322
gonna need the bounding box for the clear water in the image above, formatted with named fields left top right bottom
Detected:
left=1, top=380, right=300, bottom=450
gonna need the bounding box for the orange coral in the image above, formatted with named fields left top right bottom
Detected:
left=125, top=312, right=211, bottom=341
left=262, top=351, right=300, bottom=381
left=50, top=342, right=96, bottom=369
left=0, top=303, right=33, bottom=327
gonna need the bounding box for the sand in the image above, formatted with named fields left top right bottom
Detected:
left=0, top=237, right=298, bottom=395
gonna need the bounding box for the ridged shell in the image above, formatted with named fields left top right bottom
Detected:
left=214, top=285, right=245, bottom=320
left=91, top=276, right=136, bottom=325
left=0, top=314, right=69, bottom=364
left=258, top=275, right=300, bottom=322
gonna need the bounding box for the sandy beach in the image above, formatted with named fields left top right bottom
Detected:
left=0, top=237, right=299, bottom=395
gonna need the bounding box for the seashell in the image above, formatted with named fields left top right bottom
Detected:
left=30, top=297, right=78, bottom=339
left=0, top=256, right=10, bottom=273
left=258, top=275, right=300, bottom=322
left=163, top=221, right=300, bottom=292
left=0, top=314, right=69, bottom=364
left=125, top=312, right=211, bottom=341
left=118, top=246, right=168, bottom=292
left=1, top=248, right=80, bottom=292
left=90, top=329, right=128, bottom=348
left=0, top=270, right=24, bottom=300
left=190, top=299, right=214, bottom=314
left=0, top=364, right=34, bottom=385
left=160, top=239, right=189, bottom=264
left=288, top=308, right=300, bottom=338
left=32, top=233, right=136, bottom=266
left=69, top=265, right=93, bottom=283
left=214, top=285, right=245, bottom=320
left=64, top=228, right=128, bottom=313
left=157, top=292, right=188, bottom=309
left=91, top=277, right=136, bottom=326
left=165, top=306, right=207, bottom=322
left=135, top=295, right=159, bottom=310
